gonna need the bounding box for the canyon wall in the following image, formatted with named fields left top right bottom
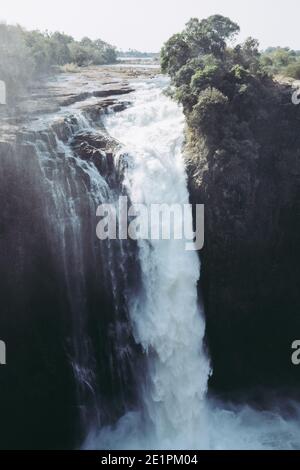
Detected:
left=186, top=79, right=300, bottom=396
left=0, top=76, right=142, bottom=449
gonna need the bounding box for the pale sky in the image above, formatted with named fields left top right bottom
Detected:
left=1, top=0, right=299, bottom=52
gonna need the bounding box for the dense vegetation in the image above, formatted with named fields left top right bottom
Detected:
left=0, top=23, right=117, bottom=102
left=160, top=15, right=300, bottom=171
left=261, top=47, right=300, bottom=79
left=161, top=16, right=300, bottom=142
left=117, top=49, right=159, bottom=58
left=161, top=15, right=279, bottom=153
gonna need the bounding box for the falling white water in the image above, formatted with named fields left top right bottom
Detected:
left=84, top=76, right=300, bottom=451
left=85, top=76, right=211, bottom=449
left=31, top=112, right=127, bottom=431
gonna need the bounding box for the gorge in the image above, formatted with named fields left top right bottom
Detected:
left=0, top=39, right=300, bottom=450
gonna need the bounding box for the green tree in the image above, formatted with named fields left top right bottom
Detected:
left=161, top=15, right=239, bottom=78
left=161, top=15, right=278, bottom=162
left=260, top=46, right=300, bottom=77
left=0, top=22, right=117, bottom=103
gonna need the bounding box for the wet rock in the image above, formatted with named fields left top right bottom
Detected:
left=81, top=99, right=130, bottom=122
left=71, top=131, right=120, bottom=177
left=59, top=87, right=134, bottom=107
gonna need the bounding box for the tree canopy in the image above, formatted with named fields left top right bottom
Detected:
left=0, top=23, right=117, bottom=102
left=160, top=15, right=280, bottom=163
left=260, top=47, right=300, bottom=79
left=161, top=15, right=240, bottom=77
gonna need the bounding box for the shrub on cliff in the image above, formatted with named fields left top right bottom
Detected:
left=161, top=15, right=276, bottom=157
left=189, top=87, right=228, bottom=137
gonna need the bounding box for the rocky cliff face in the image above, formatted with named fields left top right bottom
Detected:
left=185, top=79, right=300, bottom=396
left=0, top=68, right=144, bottom=449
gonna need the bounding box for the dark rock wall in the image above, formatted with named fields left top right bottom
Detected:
left=186, top=81, right=300, bottom=396
left=0, top=114, right=141, bottom=449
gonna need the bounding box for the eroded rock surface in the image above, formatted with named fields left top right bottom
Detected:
left=0, top=66, right=142, bottom=450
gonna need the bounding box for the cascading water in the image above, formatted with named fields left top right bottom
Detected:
left=84, top=76, right=300, bottom=451
left=33, top=128, right=108, bottom=429
left=2, top=68, right=299, bottom=449
left=85, top=76, right=210, bottom=449
left=18, top=109, right=141, bottom=441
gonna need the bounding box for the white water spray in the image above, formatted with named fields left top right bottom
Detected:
left=85, top=76, right=210, bottom=449
left=84, top=76, right=300, bottom=451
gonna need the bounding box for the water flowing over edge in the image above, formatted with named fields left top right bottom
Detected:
left=83, top=76, right=300, bottom=450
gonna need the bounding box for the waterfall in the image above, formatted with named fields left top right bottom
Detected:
left=83, top=76, right=300, bottom=451
left=17, top=110, right=141, bottom=441
left=2, top=71, right=300, bottom=450
left=85, top=76, right=210, bottom=449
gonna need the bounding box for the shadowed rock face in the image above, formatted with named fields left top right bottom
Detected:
left=0, top=71, right=142, bottom=449
left=60, top=87, right=134, bottom=107
left=186, top=79, right=300, bottom=397
left=71, top=131, right=119, bottom=178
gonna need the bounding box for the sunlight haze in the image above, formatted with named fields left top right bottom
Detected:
left=1, top=0, right=299, bottom=51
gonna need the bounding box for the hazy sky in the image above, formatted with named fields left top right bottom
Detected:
left=1, top=0, right=299, bottom=51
